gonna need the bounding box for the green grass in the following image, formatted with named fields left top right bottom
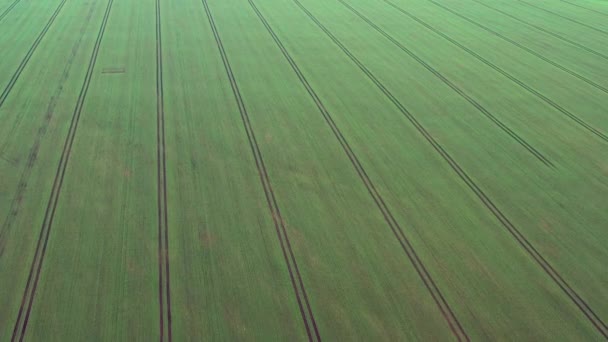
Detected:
left=0, top=0, right=607, bottom=339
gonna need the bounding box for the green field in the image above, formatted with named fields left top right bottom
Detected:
left=0, top=0, right=607, bottom=339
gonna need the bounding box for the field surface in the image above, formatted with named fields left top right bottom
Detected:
left=0, top=0, right=607, bottom=340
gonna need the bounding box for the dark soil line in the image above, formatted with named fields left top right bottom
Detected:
left=383, top=0, right=608, bottom=143
left=559, top=0, right=608, bottom=16
left=280, top=0, right=469, bottom=339
left=155, top=0, right=172, bottom=340
left=200, top=0, right=320, bottom=340
left=340, top=0, right=553, bottom=167
left=0, top=0, right=96, bottom=260
left=518, top=0, right=608, bottom=35
left=10, top=0, right=115, bottom=339
left=298, top=0, right=608, bottom=337
left=425, top=0, right=608, bottom=95
left=472, top=0, right=608, bottom=61
left=0, top=0, right=23, bottom=22
left=0, top=0, right=69, bottom=154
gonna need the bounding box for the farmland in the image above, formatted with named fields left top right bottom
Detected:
left=0, top=0, right=607, bottom=339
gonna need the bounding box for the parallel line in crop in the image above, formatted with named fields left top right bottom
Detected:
left=383, top=0, right=608, bottom=144
left=292, top=0, right=608, bottom=338
left=0, top=0, right=23, bottom=22
left=155, top=0, right=172, bottom=339
left=425, top=0, right=608, bottom=95
left=0, top=0, right=96, bottom=259
left=200, top=0, right=320, bottom=340
left=472, top=0, right=608, bottom=61
left=517, top=0, right=608, bottom=35
left=156, top=0, right=173, bottom=342
left=558, top=0, right=608, bottom=16
left=339, top=0, right=553, bottom=167
left=0, top=0, right=68, bottom=154
left=247, top=0, right=470, bottom=340
left=10, top=0, right=115, bottom=339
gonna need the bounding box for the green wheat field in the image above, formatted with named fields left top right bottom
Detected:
left=0, top=0, right=607, bottom=339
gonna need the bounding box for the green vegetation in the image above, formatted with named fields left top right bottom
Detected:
left=0, top=0, right=606, bottom=339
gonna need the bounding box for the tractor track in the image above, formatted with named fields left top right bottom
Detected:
left=517, top=0, right=608, bottom=35
left=338, top=0, right=553, bottom=167
left=0, top=0, right=97, bottom=258
left=155, top=0, right=172, bottom=339
left=382, top=0, right=608, bottom=143
left=471, top=0, right=608, bottom=61
left=200, top=0, right=320, bottom=340
left=247, top=0, right=470, bottom=339
left=558, top=0, right=608, bottom=16
left=293, top=0, right=608, bottom=337
left=10, top=0, right=115, bottom=339
left=0, top=0, right=68, bottom=154
left=0, top=0, right=23, bottom=23
left=425, top=0, right=608, bottom=96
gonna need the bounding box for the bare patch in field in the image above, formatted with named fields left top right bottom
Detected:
left=537, top=218, right=560, bottom=259
left=123, top=168, right=132, bottom=178
left=199, top=230, right=215, bottom=248
left=539, top=219, right=554, bottom=234
left=223, top=303, right=247, bottom=337
left=127, top=258, right=144, bottom=277
left=351, top=260, right=375, bottom=291
left=101, top=67, right=126, bottom=74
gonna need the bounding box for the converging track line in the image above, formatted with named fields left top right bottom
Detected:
left=200, top=0, right=320, bottom=340
left=155, top=0, right=172, bottom=339
left=10, top=0, right=115, bottom=339
left=246, top=0, right=469, bottom=339
left=471, top=0, right=608, bottom=61
left=558, top=0, right=608, bottom=16
left=292, top=0, right=608, bottom=337
left=382, top=0, right=608, bottom=143
left=338, top=0, right=553, bottom=167
left=0, top=0, right=97, bottom=258
left=517, top=0, right=608, bottom=35
left=424, top=0, right=608, bottom=96
left=0, top=0, right=23, bottom=23
left=0, top=0, right=66, bottom=154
